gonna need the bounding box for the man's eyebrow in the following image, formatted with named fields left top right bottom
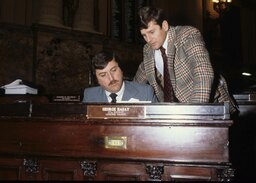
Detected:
left=108, top=65, right=117, bottom=70
left=111, top=65, right=118, bottom=69
left=98, top=71, right=106, bottom=75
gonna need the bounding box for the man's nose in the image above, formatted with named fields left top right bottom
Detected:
left=107, top=73, right=114, bottom=81
left=145, top=34, right=152, bottom=43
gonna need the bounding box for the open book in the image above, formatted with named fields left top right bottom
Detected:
left=1, top=79, right=38, bottom=95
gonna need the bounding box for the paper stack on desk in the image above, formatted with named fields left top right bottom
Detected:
left=1, top=79, right=38, bottom=95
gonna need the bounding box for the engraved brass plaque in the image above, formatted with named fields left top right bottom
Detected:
left=87, top=105, right=145, bottom=119
left=104, top=136, right=127, bottom=149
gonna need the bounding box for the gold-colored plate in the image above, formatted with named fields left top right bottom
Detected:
left=104, top=136, right=127, bottom=149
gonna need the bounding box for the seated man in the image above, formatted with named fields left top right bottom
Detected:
left=83, top=50, right=158, bottom=103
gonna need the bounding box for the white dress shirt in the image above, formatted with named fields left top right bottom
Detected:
left=105, top=81, right=125, bottom=102
left=154, top=37, right=168, bottom=76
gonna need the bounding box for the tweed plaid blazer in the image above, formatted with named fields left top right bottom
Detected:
left=134, top=26, right=238, bottom=113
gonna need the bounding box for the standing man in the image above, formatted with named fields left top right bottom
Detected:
left=133, top=6, right=238, bottom=113
left=83, top=50, right=157, bottom=103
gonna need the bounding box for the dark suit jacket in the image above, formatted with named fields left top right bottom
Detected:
left=82, top=81, right=157, bottom=103
left=134, top=25, right=238, bottom=113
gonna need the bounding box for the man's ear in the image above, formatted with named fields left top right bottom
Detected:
left=162, top=20, right=169, bottom=31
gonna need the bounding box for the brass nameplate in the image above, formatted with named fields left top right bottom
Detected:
left=50, top=95, right=81, bottom=102
left=104, top=136, right=127, bottom=149
left=86, top=105, right=145, bottom=119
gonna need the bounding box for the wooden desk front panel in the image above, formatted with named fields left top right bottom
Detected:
left=0, top=118, right=230, bottom=163
left=0, top=117, right=233, bottom=181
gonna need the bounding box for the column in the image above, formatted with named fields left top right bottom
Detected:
left=38, top=0, right=63, bottom=27
left=73, top=0, right=96, bottom=32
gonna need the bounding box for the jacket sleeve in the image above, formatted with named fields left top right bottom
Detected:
left=133, top=61, right=148, bottom=84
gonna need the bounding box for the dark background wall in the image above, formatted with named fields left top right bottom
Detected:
left=0, top=0, right=255, bottom=95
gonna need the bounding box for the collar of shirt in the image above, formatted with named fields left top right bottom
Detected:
left=154, top=35, right=168, bottom=75
left=105, top=81, right=125, bottom=102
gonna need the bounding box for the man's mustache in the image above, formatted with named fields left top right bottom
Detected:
left=109, top=80, right=118, bottom=86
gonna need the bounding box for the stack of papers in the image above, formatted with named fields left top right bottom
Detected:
left=1, top=79, right=38, bottom=95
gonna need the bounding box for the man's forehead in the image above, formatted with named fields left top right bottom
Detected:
left=141, top=21, right=160, bottom=31
left=96, top=60, right=118, bottom=72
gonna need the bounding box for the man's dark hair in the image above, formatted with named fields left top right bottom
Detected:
left=138, top=6, right=167, bottom=30
left=91, top=50, right=119, bottom=75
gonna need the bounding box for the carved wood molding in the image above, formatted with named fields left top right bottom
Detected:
left=23, top=158, right=40, bottom=174
left=80, top=160, right=97, bottom=177
left=145, top=164, right=164, bottom=181
left=217, top=167, right=235, bottom=182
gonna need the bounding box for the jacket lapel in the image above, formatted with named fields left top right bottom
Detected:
left=144, top=45, right=164, bottom=101
left=167, top=27, right=177, bottom=90
left=99, top=87, right=109, bottom=102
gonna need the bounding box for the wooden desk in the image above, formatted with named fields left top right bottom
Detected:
left=230, top=94, right=256, bottom=182
left=0, top=102, right=234, bottom=181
